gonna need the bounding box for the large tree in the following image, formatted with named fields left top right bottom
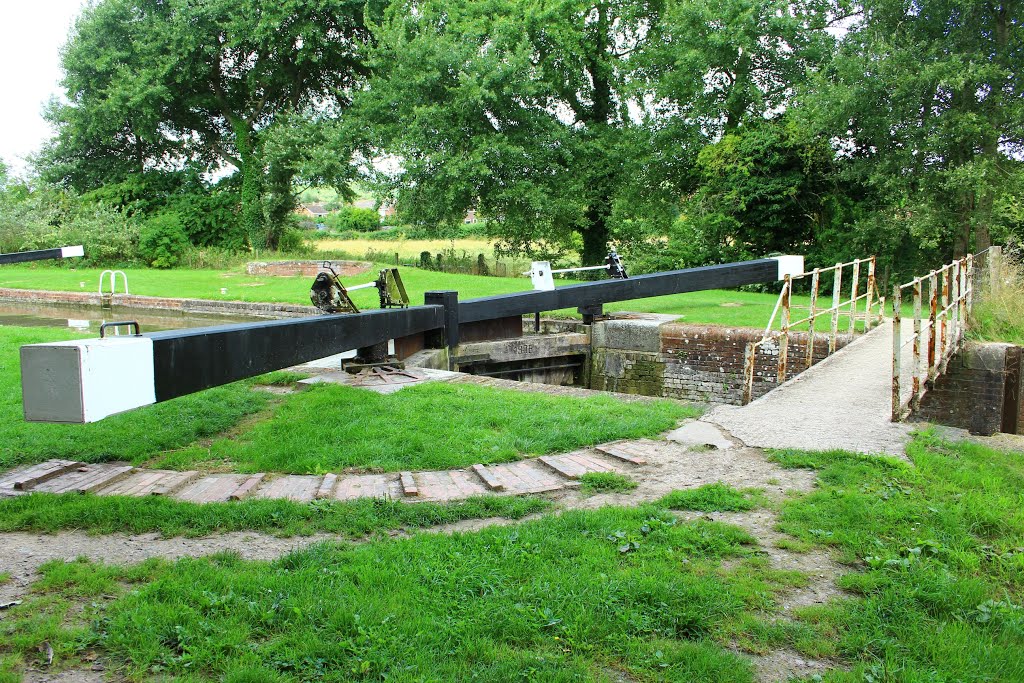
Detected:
left=805, top=0, right=1024, bottom=258
left=43, top=0, right=376, bottom=247
left=358, top=0, right=672, bottom=265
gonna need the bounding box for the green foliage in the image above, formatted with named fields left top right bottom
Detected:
left=3, top=508, right=779, bottom=680
left=659, top=484, right=759, bottom=512
left=0, top=492, right=549, bottom=538
left=970, top=253, right=1024, bottom=345
left=764, top=433, right=1024, bottom=680
left=0, top=327, right=269, bottom=472
left=322, top=206, right=380, bottom=233
left=154, top=382, right=697, bottom=474
left=274, top=228, right=312, bottom=256
left=578, top=471, right=638, bottom=494
left=138, top=213, right=190, bottom=268
left=44, top=0, right=378, bottom=248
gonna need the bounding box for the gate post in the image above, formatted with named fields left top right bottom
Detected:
left=424, top=290, right=460, bottom=368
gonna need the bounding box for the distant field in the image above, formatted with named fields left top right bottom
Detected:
left=316, top=237, right=499, bottom=260
left=0, top=264, right=882, bottom=330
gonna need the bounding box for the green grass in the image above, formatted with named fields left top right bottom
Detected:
left=757, top=432, right=1024, bottom=680
left=0, top=507, right=804, bottom=682
left=153, top=382, right=697, bottom=474
left=658, top=483, right=762, bottom=512
left=0, top=263, right=872, bottom=329
left=0, top=326, right=270, bottom=472
left=0, top=492, right=549, bottom=538
left=578, top=471, right=638, bottom=494
left=969, top=256, right=1024, bottom=345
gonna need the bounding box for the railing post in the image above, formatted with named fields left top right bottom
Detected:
left=777, top=276, right=791, bottom=384
left=958, top=258, right=968, bottom=341
left=848, top=259, right=861, bottom=335
left=966, top=253, right=975, bottom=315
left=892, top=285, right=902, bottom=421
left=912, top=279, right=923, bottom=409
left=928, top=271, right=938, bottom=382
left=424, top=290, right=460, bottom=369
left=950, top=261, right=961, bottom=347
left=805, top=268, right=820, bottom=370
left=742, top=342, right=757, bottom=405
left=939, top=265, right=951, bottom=371
left=829, top=263, right=842, bottom=354
left=865, top=257, right=876, bottom=332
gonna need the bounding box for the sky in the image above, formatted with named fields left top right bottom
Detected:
left=0, top=1, right=89, bottom=176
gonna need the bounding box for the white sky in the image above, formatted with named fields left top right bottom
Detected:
left=0, top=1, right=89, bottom=176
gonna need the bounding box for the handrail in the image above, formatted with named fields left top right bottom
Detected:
left=742, top=256, right=884, bottom=404
left=98, top=270, right=129, bottom=296
left=891, top=250, right=986, bottom=421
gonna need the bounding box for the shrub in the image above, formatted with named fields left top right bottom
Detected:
left=139, top=212, right=190, bottom=268
left=276, top=228, right=312, bottom=255
left=324, top=206, right=380, bottom=233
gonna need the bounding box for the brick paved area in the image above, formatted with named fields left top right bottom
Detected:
left=0, top=441, right=653, bottom=505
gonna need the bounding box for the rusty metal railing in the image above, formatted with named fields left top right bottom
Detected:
left=891, top=253, right=979, bottom=421
left=742, top=256, right=884, bottom=404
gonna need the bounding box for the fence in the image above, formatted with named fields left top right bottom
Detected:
left=891, top=246, right=1002, bottom=421
left=742, top=256, right=885, bottom=404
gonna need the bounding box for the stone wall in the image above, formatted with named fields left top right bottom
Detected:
left=914, top=342, right=1022, bottom=435
left=246, top=260, right=370, bottom=277
left=589, top=319, right=853, bottom=405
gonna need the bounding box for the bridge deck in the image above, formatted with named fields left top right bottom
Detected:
left=706, top=321, right=912, bottom=456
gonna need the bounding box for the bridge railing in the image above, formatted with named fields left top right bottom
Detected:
left=890, top=247, right=1003, bottom=421
left=742, top=256, right=885, bottom=405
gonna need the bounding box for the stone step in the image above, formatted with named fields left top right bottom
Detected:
left=595, top=443, right=648, bottom=465
left=333, top=474, right=401, bottom=501
left=482, top=461, right=565, bottom=494
left=253, top=475, right=322, bottom=502
left=175, top=474, right=253, bottom=503
left=32, top=464, right=135, bottom=494
left=414, top=469, right=488, bottom=502
left=0, top=460, right=84, bottom=491
left=229, top=474, right=266, bottom=501
left=471, top=464, right=505, bottom=491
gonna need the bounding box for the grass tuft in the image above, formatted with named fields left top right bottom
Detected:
left=658, top=483, right=761, bottom=512
left=578, top=471, right=638, bottom=494
left=970, top=252, right=1024, bottom=345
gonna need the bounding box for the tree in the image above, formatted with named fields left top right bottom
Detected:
left=358, top=0, right=673, bottom=265
left=44, top=0, right=377, bottom=248
left=805, top=0, right=1024, bottom=259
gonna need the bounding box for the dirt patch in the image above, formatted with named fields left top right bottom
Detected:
left=0, top=531, right=338, bottom=605
left=748, top=649, right=833, bottom=682
left=558, top=440, right=818, bottom=511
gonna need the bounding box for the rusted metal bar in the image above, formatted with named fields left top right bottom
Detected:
left=892, top=285, right=902, bottom=421
left=927, top=271, right=938, bottom=381
left=742, top=342, right=757, bottom=405
left=865, top=257, right=877, bottom=331
left=805, top=269, right=820, bottom=370
left=939, top=265, right=950, bottom=370
left=966, top=254, right=974, bottom=316
left=950, top=262, right=960, bottom=348
left=958, top=259, right=968, bottom=342
left=829, top=263, right=842, bottom=354
left=777, top=276, right=791, bottom=384
left=911, top=279, right=923, bottom=409
left=848, top=259, right=861, bottom=335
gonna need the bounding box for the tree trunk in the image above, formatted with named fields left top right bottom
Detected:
left=580, top=203, right=610, bottom=267
left=235, top=124, right=266, bottom=249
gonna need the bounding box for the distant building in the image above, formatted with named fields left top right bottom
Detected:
left=297, top=203, right=329, bottom=218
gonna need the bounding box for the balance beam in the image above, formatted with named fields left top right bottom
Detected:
left=0, top=245, right=84, bottom=266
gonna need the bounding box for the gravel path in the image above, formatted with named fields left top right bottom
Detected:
left=705, top=322, right=913, bottom=456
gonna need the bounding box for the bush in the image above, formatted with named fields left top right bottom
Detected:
left=324, top=206, right=380, bottom=233
left=139, top=213, right=190, bottom=268
left=276, top=228, right=313, bottom=255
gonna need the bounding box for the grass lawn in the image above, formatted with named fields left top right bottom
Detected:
left=0, top=263, right=877, bottom=329
left=0, top=326, right=271, bottom=472
left=1, top=326, right=695, bottom=474
left=3, top=433, right=1022, bottom=681
left=150, top=382, right=698, bottom=474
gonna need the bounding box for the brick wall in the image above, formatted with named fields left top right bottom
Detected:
left=246, top=260, right=370, bottom=277
left=589, top=321, right=853, bottom=405
left=915, top=342, right=1021, bottom=435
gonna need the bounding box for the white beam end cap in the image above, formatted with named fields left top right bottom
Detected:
left=773, top=255, right=804, bottom=280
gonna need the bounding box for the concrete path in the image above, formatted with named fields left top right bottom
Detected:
left=704, top=322, right=912, bottom=456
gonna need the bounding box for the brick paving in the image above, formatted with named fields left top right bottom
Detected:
left=0, top=441, right=655, bottom=506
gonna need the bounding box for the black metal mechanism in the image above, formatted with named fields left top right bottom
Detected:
left=605, top=248, right=628, bottom=280
left=0, top=245, right=84, bottom=266
left=310, top=264, right=410, bottom=314
left=20, top=256, right=796, bottom=421
left=147, top=306, right=445, bottom=401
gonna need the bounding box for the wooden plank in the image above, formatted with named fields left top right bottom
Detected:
left=400, top=472, right=419, bottom=497
left=13, top=460, right=84, bottom=490
left=316, top=473, right=337, bottom=499
left=229, top=474, right=266, bottom=501
left=471, top=464, right=505, bottom=491
left=150, top=470, right=201, bottom=496
left=595, top=445, right=647, bottom=465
